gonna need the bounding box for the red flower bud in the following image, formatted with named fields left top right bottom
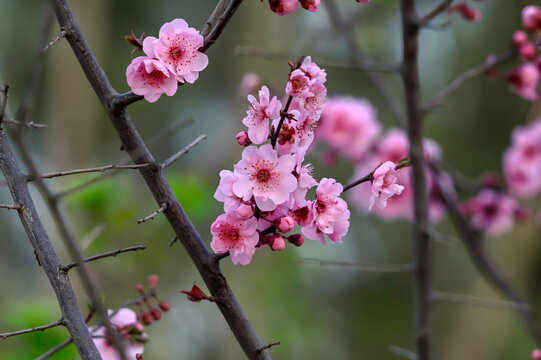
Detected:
left=141, top=312, right=153, bottom=326
left=150, top=308, right=162, bottom=321
left=159, top=301, right=171, bottom=312
left=236, top=131, right=252, bottom=146
left=135, top=284, right=145, bottom=294
left=148, top=275, right=159, bottom=289
left=288, top=234, right=305, bottom=247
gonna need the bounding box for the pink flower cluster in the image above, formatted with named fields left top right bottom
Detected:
left=126, top=19, right=208, bottom=103
left=266, top=0, right=320, bottom=16
left=92, top=308, right=145, bottom=360
left=503, top=118, right=541, bottom=197
left=212, top=57, right=351, bottom=265
left=506, top=6, right=541, bottom=101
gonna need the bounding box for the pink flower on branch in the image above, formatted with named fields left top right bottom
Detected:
left=126, top=57, right=177, bottom=103
left=507, top=63, right=540, bottom=102
left=143, top=19, right=208, bottom=84
left=233, top=144, right=297, bottom=211
left=268, top=0, right=299, bottom=15
left=210, top=214, right=259, bottom=265
left=369, top=161, right=405, bottom=211
left=242, top=86, right=282, bottom=144
left=92, top=308, right=145, bottom=360
left=522, top=5, right=541, bottom=32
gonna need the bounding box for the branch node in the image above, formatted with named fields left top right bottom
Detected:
left=137, top=203, right=168, bottom=224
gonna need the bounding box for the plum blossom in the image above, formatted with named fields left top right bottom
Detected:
left=210, top=214, right=259, bottom=265
left=233, top=144, right=297, bottom=211
left=302, top=178, right=350, bottom=245
left=286, top=69, right=315, bottom=97
left=317, top=97, right=381, bottom=161
left=268, top=0, right=299, bottom=15
left=242, top=86, right=282, bottom=144
left=461, top=189, right=520, bottom=236
left=533, top=349, right=541, bottom=360
left=143, top=19, right=208, bottom=84
left=126, top=57, right=177, bottom=103
left=513, top=30, right=529, bottom=47
left=299, top=0, right=320, bottom=12
left=522, top=5, right=541, bottom=32
left=369, top=161, right=405, bottom=211
left=92, top=308, right=145, bottom=360
left=507, top=63, right=540, bottom=101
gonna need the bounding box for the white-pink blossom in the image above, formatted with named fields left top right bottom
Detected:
left=126, top=57, right=177, bottom=103
left=302, top=178, right=350, bottom=245
left=286, top=69, right=315, bottom=98
left=369, top=161, right=405, bottom=211
left=143, top=19, right=208, bottom=84
left=242, top=86, right=282, bottom=144
left=233, top=144, right=297, bottom=211
left=92, top=308, right=145, bottom=360
left=210, top=214, right=259, bottom=265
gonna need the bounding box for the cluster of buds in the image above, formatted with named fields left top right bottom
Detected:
left=135, top=275, right=171, bottom=326
left=507, top=6, right=541, bottom=101
left=265, top=0, right=320, bottom=16
left=125, top=19, right=208, bottom=102
left=212, top=57, right=351, bottom=265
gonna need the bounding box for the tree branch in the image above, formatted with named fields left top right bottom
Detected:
left=201, top=0, right=245, bottom=52
left=0, top=318, right=64, bottom=340
left=0, top=204, right=21, bottom=210
left=417, top=0, right=454, bottom=27
left=49, top=0, right=271, bottom=358
left=137, top=203, right=168, bottom=224
left=298, top=258, right=414, bottom=273
left=29, top=163, right=150, bottom=181
left=400, top=1, right=432, bottom=359
left=161, top=134, right=207, bottom=168
left=62, top=245, right=147, bottom=272
left=433, top=291, right=531, bottom=311
left=3, top=118, right=47, bottom=129
left=0, top=84, right=9, bottom=126
left=42, top=30, right=67, bottom=53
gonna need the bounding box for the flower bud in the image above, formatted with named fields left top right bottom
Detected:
left=148, top=275, right=159, bottom=289
left=141, top=312, right=153, bottom=326
left=533, top=349, right=541, bottom=360
left=520, top=42, right=537, bottom=61
left=270, top=235, right=286, bottom=251
left=513, top=30, right=529, bottom=47
left=288, top=234, right=305, bottom=247
left=236, top=131, right=252, bottom=146
left=150, top=308, right=162, bottom=321
left=134, top=322, right=144, bottom=332
left=159, top=301, right=171, bottom=312
left=237, top=203, right=254, bottom=219
left=276, top=216, right=295, bottom=233
left=135, top=284, right=145, bottom=294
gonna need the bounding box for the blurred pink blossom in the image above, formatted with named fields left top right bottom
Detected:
left=369, top=161, right=405, bottom=211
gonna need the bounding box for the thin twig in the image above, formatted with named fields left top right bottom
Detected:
left=235, top=46, right=400, bottom=73
left=168, top=236, right=178, bottom=247
left=62, top=245, right=147, bottom=272
left=0, top=318, right=64, bottom=339
left=433, top=291, right=531, bottom=311
left=390, top=346, right=419, bottom=360
left=3, top=118, right=47, bottom=128
left=417, top=0, right=454, bottom=26
left=425, top=50, right=517, bottom=110
left=324, top=0, right=406, bottom=128
left=35, top=338, right=73, bottom=360
left=257, top=342, right=281, bottom=353
left=270, top=55, right=305, bottom=149
left=0, top=204, right=21, bottom=211
left=137, top=203, right=168, bottom=224
left=30, top=163, right=150, bottom=181
left=161, top=134, right=207, bottom=168
left=342, top=173, right=371, bottom=192
left=42, top=30, right=66, bottom=53
left=298, top=258, right=414, bottom=273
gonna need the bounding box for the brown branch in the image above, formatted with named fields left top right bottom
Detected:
left=0, top=204, right=21, bottom=210
left=0, top=318, right=64, bottom=339
left=161, top=134, right=207, bottom=168
left=0, top=130, right=100, bottom=358
left=62, top=245, right=147, bottom=272
left=201, top=0, right=245, bottom=52
left=433, top=166, right=541, bottom=345
left=137, top=203, right=167, bottom=224
left=3, top=118, right=47, bottom=128
left=202, top=0, right=231, bottom=37
left=42, top=30, right=67, bottom=53
left=417, top=0, right=454, bottom=26
left=432, top=291, right=531, bottom=311
left=400, top=1, right=432, bottom=359
left=30, top=163, right=150, bottom=181
left=298, top=258, right=414, bottom=273
left=324, top=0, right=406, bottom=128
left=342, top=173, right=371, bottom=192
left=235, top=46, right=401, bottom=73
left=425, top=50, right=517, bottom=110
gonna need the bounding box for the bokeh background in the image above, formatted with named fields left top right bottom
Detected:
left=1, top=0, right=541, bottom=359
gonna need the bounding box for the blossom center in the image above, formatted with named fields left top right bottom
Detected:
left=257, top=169, right=271, bottom=182
left=170, top=46, right=184, bottom=60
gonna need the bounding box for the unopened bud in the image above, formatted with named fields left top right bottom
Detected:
left=141, top=312, right=153, bottom=326
left=134, top=322, right=144, bottom=332
left=236, top=131, right=252, bottom=146
left=150, top=308, right=162, bottom=321
left=532, top=349, right=541, bottom=360
left=277, top=216, right=295, bottom=233
left=135, top=284, right=145, bottom=294
left=288, top=234, right=305, bottom=247
left=159, top=301, right=171, bottom=312
left=270, top=235, right=286, bottom=251
left=513, top=30, right=529, bottom=47
left=148, top=275, right=159, bottom=289
left=237, top=203, right=254, bottom=219
left=520, top=42, right=537, bottom=61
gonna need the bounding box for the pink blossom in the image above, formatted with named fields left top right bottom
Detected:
left=522, top=5, right=541, bottom=32
left=277, top=215, right=295, bottom=233
left=286, top=69, right=315, bottom=98
left=299, top=57, right=326, bottom=84
left=369, top=161, right=405, bottom=211
left=507, top=63, right=541, bottom=101
left=302, top=178, right=350, bottom=245
left=299, top=0, right=320, bottom=12
left=317, top=97, right=381, bottom=161
left=520, top=42, right=537, bottom=61
left=449, top=3, right=482, bottom=22
left=92, top=308, right=145, bottom=360
left=512, top=30, right=529, bottom=47
left=238, top=72, right=261, bottom=97
left=268, top=0, right=299, bottom=15
left=242, top=86, right=282, bottom=144
left=210, top=214, right=259, bottom=265
left=233, top=144, right=297, bottom=211
left=291, top=163, right=318, bottom=207
left=533, top=349, right=541, bottom=360
left=126, top=57, right=177, bottom=103
left=143, top=19, right=208, bottom=84
left=461, top=189, right=519, bottom=236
